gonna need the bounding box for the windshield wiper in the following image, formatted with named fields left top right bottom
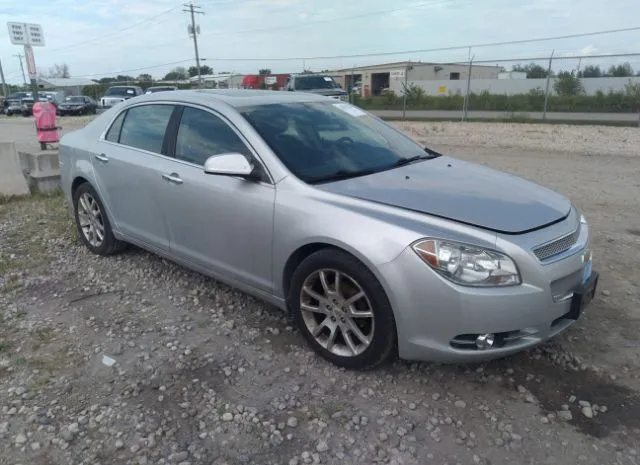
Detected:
left=307, top=169, right=377, bottom=184
left=391, top=152, right=439, bottom=168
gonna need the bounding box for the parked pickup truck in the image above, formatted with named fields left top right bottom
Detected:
left=285, top=74, right=348, bottom=100
left=100, top=85, right=144, bottom=108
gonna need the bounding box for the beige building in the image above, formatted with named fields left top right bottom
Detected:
left=337, top=61, right=502, bottom=96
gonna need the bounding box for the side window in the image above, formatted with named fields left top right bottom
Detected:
left=119, top=105, right=174, bottom=153
left=105, top=111, right=126, bottom=143
left=175, top=107, right=251, bottom=166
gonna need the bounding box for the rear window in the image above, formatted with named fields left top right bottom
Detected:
left=105, top=87, right=137, bottom=97
left=118, top=104, right=174, bottom=153
left=294, top=76, right=339, bottom=90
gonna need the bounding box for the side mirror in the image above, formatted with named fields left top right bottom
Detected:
left=203, top=153, right=256, bottom=179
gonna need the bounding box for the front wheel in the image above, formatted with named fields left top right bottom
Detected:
left=73, top=183, right=127, bottom=256
left=288, top=249, right=397, bottom=370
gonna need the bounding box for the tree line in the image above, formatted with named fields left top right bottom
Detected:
left=510, top=62, right=639, bottom=79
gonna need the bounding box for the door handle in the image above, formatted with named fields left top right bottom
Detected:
left=162, top=173, right=183, bottom=184
left=94, top=153, right=108, bottom=163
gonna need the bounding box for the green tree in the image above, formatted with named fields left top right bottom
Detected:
left=511, top=63, right=551, bottom=79
left=47, top=63, right=70, bottom=78
left=137, top=73, right=153, bottom=81
left=188, top=65, right=213, bottom=77
left=578, top=65, right=602, bottom=78
left=163, top=67, right=187, bottom=81
left=607, top=63, right=633, bottom=77
left=553, top=71, right=584, bottom=96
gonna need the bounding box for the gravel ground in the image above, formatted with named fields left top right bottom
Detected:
left=1, top=118, right=639, bottom=465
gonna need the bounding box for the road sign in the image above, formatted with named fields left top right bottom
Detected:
left=25, top=46, right=36, bottom=78
left=6, top=22, right=45, bottom=46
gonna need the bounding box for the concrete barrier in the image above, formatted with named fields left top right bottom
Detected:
left=0, top=141, right=30, bottom=196
left=18, top=150, right=61, bottom=194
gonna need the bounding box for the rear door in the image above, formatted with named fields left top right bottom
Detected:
left=92, top=103, right=177, bottom=251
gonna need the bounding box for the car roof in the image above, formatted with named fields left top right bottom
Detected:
left=130, top=89, right=329, bottom=108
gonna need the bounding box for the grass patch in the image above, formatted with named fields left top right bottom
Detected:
left=0, top=340, right=13, bottom=354
left=0, top=189, right=64, bottom=206
left=34, top=326, right=55, bottom=343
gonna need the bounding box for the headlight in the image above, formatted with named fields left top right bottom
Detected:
left=580, top=214, right=587, bottom=225
left=412, top=239, right=521, bottom=287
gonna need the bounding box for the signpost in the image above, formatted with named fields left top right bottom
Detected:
left=6, top=22, right=45, bottom=101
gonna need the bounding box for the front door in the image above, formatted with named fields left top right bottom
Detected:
left=159, top=106, right=275, bottom=292
left=92, top=104, right=176, bottom=251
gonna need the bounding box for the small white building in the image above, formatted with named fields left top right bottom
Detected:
left=36, top=76, right=97, bottom=96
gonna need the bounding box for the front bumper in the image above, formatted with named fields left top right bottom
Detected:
left=377, top=237, right=596, bottom=363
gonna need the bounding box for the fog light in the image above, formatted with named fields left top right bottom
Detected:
left=476, top=333, right=495, bottom=350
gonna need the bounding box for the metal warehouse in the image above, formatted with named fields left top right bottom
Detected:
left=338, top=61, right=502, bottom=96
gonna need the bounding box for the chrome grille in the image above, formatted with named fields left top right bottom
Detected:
left=533, top=228, right=580, bottom=261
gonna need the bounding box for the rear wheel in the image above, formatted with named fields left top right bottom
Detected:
left=288, top=249, right=396, bottom=370
left=73, top=183, right=127, bottom=256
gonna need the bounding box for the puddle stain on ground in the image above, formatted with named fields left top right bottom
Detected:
left=497, top=354, right=640, bottom=439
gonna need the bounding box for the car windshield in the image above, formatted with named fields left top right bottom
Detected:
left=294, top=76, right=340, bottom=90
left=105, top=87, right=135, bottom=97
left=240, top=102, right=439, bottom=184
left=65, top=96, right=84, bottom=103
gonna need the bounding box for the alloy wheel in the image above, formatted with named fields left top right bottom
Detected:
left=300, top=269, right=375, bottom=357
left=77, top=192, right=105, bottom=247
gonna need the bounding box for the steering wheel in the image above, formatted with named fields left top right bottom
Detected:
left=336, top=136, right=354, bottom=145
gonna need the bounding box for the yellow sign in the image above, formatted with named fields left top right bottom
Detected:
left=437, top=85, right=447, bottom=94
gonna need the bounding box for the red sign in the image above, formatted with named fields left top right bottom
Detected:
left=25, top=45, right=36, bottom=78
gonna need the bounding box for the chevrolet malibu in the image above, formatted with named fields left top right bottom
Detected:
left=59, top=90, right=598, bottom=370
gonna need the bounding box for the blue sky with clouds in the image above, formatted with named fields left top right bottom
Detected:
left=0, top=0, right=638, bottom=83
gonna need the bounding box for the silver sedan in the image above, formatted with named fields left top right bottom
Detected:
left=59, top=90, right=598, bottom=369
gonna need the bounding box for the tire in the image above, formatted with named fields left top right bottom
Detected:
left=288, top=248, right=397, bottom=370
left=73, top=182, right=127, bottom=256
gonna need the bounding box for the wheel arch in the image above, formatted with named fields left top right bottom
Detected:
left=280, top=240, right=396, bottom=310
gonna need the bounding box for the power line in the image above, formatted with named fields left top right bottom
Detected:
left=144, top=0, right=441, bottom=50
left=47, top=4, right=183, bottom=53
left=201, top=0, right=438, bottom=37
left=72, top=59, right=194, bottom=78
left=66, top=52, right=640, bottom=81
left=13, top=54, right=26, bottom=85
left=198, top=26, right=640, bottom=62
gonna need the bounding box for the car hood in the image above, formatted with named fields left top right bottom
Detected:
left=315, top=156, right=571, bottom=234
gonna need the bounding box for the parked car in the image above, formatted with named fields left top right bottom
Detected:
left=285, top=74, right=348, bottom=101
left=58, top=96, right=98, bottom=116
left=145, top=86, right=178, bottom=94
left=5, top=98, right=23, bottom=116
left=100, top=85, right=143, bottom=108
left=59, top=90, right=597, bottom=369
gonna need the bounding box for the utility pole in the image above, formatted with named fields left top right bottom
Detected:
left=0, top=59, right=8, bottom=98
left=14, top=53, right=27, bottom=86
left=183, top=2, right=204, bottom=88
left=543, top=50, right=555, bottom=121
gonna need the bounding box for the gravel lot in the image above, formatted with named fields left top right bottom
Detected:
left=1, top=117, right=639, bottom=465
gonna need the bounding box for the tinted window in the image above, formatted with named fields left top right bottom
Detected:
left=240, top=102, right=435, bottom=183
left=294, top=76, right=339, bottom=90
left=105, top=87, right=137, bottom=97
left=105, top=111, right=126, bottom=142
left=119, top=105, right=174, bottom=153
left=175, top=107, right=250, bottom=166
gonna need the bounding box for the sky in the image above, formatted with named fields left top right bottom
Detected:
left=0, top=0, right=639, bottom=83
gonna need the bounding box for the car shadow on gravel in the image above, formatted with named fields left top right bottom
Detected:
left=434, top=348, right=640, bottom=441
